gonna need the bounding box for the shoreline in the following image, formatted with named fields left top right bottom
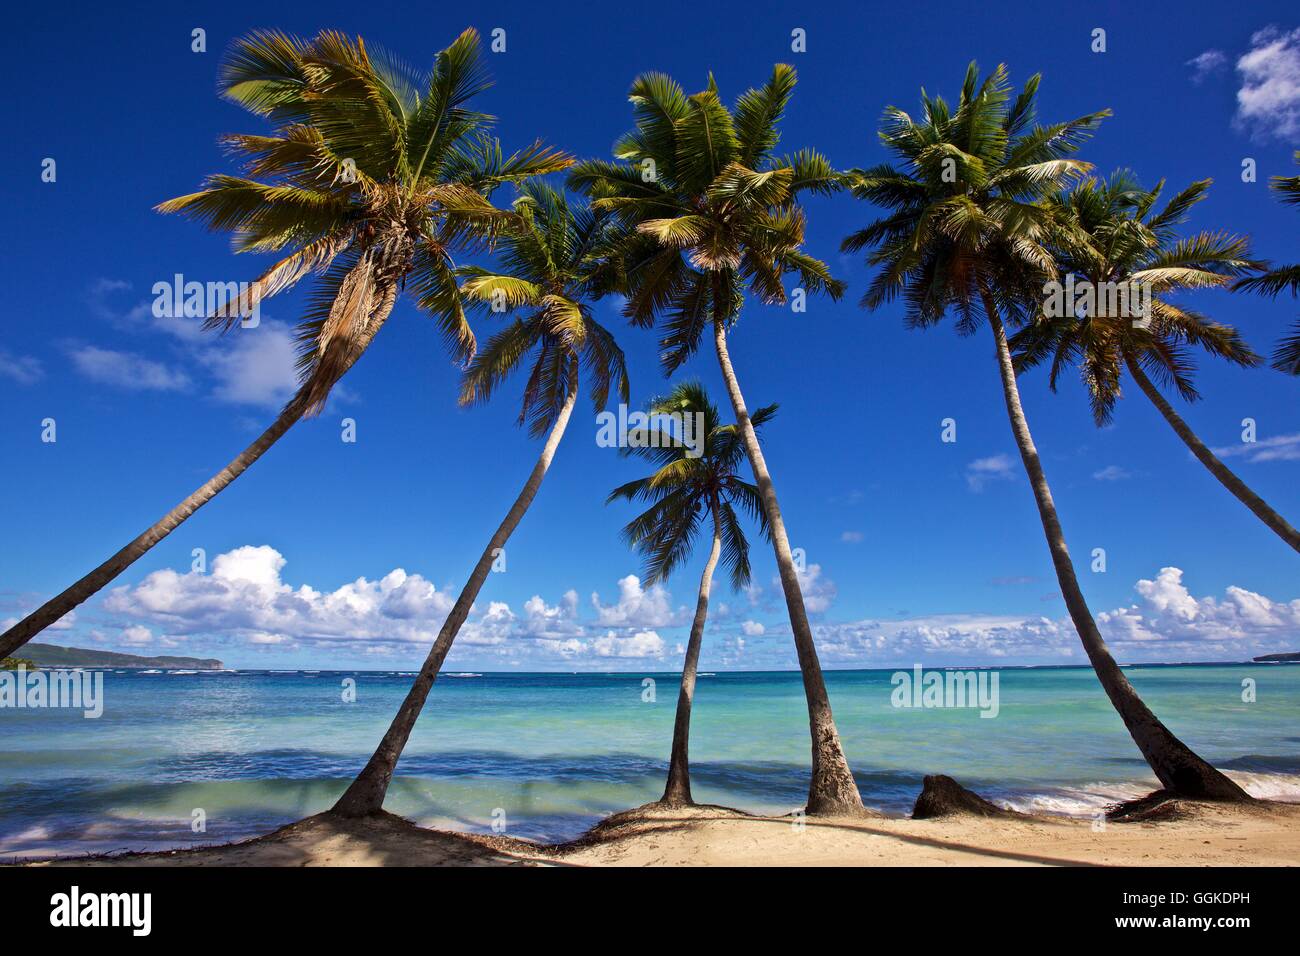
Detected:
left=14, top=794, right=1300, bottom=868
left=6, top=765, right=1300, bottom=861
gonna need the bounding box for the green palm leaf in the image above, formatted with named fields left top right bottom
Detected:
left=607, top=381, right=773, bottom=590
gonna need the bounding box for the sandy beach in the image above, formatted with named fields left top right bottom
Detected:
left=21, top=797, right=1300, bottom=868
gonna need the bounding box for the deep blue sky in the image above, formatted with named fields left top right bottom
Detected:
left=2, top=0, right=1297, bottom=670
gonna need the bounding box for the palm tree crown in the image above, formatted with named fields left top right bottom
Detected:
left=1011, top=171, right=1262, bottom=423
left=607, top=381, right=771, bottom=589
left=569, top=65, right=845, bottom=369
left=1234, top=151, right=1300, bottom=374
left=843, top=62, right=1109, bottom=327
left=457, top=181, right=629, bottom=431
left=160, top=28, right=571, bottom=412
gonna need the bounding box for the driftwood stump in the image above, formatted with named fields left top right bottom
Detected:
left=911, top=774, right=1025, bottom=820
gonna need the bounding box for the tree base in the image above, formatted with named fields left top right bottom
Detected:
left=653, top=797, right=696, bottom=811
left=1157, top=758, right=1254, bottom=803
left=658, top=789, right=694, bottom=809
left=660, top=769, right=693, bottom=809
left=805, top=795, right=873, bottom=816
left=329, top=771, right=389, bottom=819
left=806, top=763, right=869, bottom=816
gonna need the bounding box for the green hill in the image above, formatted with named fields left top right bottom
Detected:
left=20, top=643, right=224, bottom=670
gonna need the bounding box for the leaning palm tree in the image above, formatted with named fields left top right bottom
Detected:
left=0, top=29, right=569, bottom=661
left=608, top=381, right=771, bottom=806
left=332, top=182, right=628, bottom=816
left=571, top=66, right=866, bottom=814
left=1010, top=172, right=1298, bottom=552
left=843, top=64, right=1248, bottom=801
left=1235, top=151, right=1300, bottom=375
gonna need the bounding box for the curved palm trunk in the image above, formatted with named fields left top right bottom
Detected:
left=0, top=298, right=395, bottom=662
left=712, top=319, right=865, bottom=815
left=1126, top=357, right=1299, bottom=553
left=331, top=372, right=580, bottom=818
left=660, top=510, right=722, bottom=807
left=986, top=301, right=1248, bottom=801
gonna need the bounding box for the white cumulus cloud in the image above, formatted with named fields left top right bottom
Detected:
left=591, top=574, right=686, bottom=627
left=1097, top=567, right=1300, bottom=651
left=201, top=322, right=300, bottom=408
left=69, top=346, right=190, bottom=392
left=786, top=562, right=837, bottom=614
left=590, top=630, right=666, bottom=659
left=104, top=545, right=456, bottom=645
left=1235, top=26, right=1300, bottom=139
left=90, top=547, right=684, bottom=667
left=804, top=567, right=1300, bottom=665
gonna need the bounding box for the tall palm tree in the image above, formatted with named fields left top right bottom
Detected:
left=1010, top=172, right=1298, bottom=552
left=332, top=183, right=628, bottom=817
left=843, top=64, right=1248, bottom=801
left=1235, top=151, right=1300, bottom=375
left=0, top=29, right=569, bottom=661
left=571, top=66, right=866, bottom=814
left=607, top=382, right=771, bottom=806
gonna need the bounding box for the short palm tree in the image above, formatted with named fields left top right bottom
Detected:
left=0, top=29, right=569, bottom=661
left=843, top=64, right=1248, bottom=801
left=1235, top=151, right=1300, bottom=375
left=1011, top=172, right=1297, bottom=551
left=333, top=182, right=628, bottom=817
left=571, top=66, right=866, bottom=814
left=607, top=381, right=771, bottom=806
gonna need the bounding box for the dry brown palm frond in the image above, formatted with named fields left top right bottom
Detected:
left=319, top=252, right=379, bottom=356
left=204, top=233, right=350, bottom=333
left=300, top=279, right=397, bottom=415
left=688, top=229, right=743, bottom=270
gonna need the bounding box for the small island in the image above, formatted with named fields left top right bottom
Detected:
left=1253, top=652, right=1300, bottom=663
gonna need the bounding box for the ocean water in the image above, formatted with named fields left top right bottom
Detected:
left=1, top=664, right=1298, bottom=857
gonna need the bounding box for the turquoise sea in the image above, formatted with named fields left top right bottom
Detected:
left=1, top=664, right=1298, bottom=857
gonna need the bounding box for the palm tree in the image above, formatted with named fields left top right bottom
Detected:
left=571, top=66, right=866, bottom=814
left=1235, top=151, right=1300, bottom=375
left=0, top=29, right=569, bottom=661
left=843, top=64, right=1248, bottom=801
left=1010, top=172, right=1298, bottom=552
left=607, top=382, right=771, bottom=806
left=332, top=183, right=628, bottom=817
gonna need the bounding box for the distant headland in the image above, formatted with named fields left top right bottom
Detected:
left=15, top=643, right=223, bottom=670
